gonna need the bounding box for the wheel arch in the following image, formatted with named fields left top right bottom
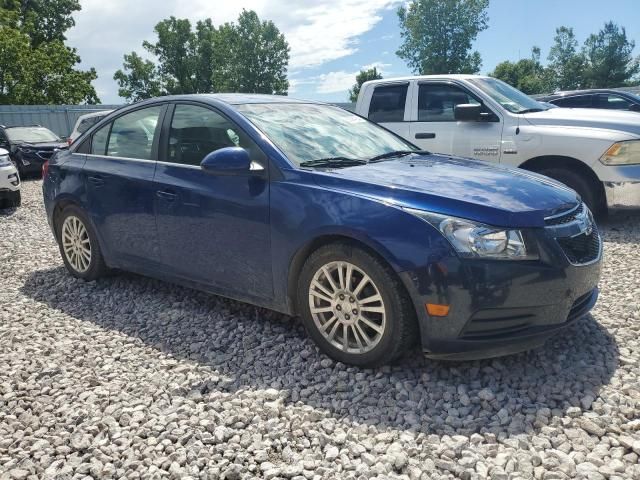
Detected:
left=518, top=155, right=606, bottom=210
left=286, top=233, right=406, bottom=316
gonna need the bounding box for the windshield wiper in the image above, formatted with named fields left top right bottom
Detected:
left=368, top=150, right=428, bottom=163
left=516, top=108, right=545, bottom=114
left=299, top=157, right=368, bottom=169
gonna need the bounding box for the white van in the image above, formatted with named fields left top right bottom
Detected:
left=355, top=75, right=640, bottom=214
left=69, top=110, right=113, bottom=144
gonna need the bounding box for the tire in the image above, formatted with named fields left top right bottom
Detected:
left=297, top=242, right=417, bottom=367
left=56, top=205, right=107, bottom=281
left=538, top=168, right=602, bottom=215
left=9, top=191, right=20, bottom=208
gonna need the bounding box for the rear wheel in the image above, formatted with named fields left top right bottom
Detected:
left=56, top=205, right=107, bottom=280
left=538, top=168, right=603, bottom=215
left=297, top=242, right=417, bottom=367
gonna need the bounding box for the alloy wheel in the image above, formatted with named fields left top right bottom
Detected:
left=61, top=215, right=92, bottom=273
left=308, top=261, right=386, bottom=354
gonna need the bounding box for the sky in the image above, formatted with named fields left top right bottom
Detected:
left=66, top=0, right=640, bottom=105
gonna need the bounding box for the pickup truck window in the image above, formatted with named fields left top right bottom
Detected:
left=368, top=84, right=408, bottom=123
left=418, top=84, right=480, bottom=122
left=468, top=77, right=548, bottom=114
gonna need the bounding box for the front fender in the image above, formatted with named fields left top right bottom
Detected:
left=270, top=176, right=454, bottom=313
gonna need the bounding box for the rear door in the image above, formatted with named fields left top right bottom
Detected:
left=153, top=102, right=273, bottom=299
left=83, top=104, right=165, bottom=268
left=409, top=81, right=503, bottom=162
left=365, top=83, right=412, bottom=140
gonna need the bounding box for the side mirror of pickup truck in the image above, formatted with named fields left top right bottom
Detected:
left=454, top=104, right=482, bottom=121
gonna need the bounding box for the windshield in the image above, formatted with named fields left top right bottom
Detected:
left=5, top=126, right=61, bottom=143
left=236, top=103, right=416, bottom=167
left=468, top=77, right=549, bottom=114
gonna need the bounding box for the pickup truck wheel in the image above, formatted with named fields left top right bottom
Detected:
left=538, top=168, right=601, bottom=214
left=297, top=242, right=417, bottom=367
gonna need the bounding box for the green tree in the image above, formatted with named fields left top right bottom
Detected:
left=583, top=21, right=640, bottom=88
left=396, top=0, right=489, bottom=75
left=113, top=52, right=162, bottom=102
left=114, top=10, right=290, bottom=101
left=0, top=1, right=99, bottom=104
left=490, top=47, right=553, bottom=94
left=348, top=67, right=383, bottom=102
left=548, top=26, right=587, bottom=90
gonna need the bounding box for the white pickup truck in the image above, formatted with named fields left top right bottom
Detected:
left=355, top=75, right=640, bottom=214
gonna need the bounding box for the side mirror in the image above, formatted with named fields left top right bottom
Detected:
left=629, top=104, right=640, bottom=112
left=454, top=103, right=482, bottom=121
left=201, top=147, right=252, bottom=176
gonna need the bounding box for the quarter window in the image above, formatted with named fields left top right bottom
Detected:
left=418, top=84, right=480, bottom=122
left=106, top=106, right=162, bottom=160
left=91, top=124, right=109, bottom=155
left=368, top=84, right=408, bottom=123
left=167, top=104, right=264, bottom=167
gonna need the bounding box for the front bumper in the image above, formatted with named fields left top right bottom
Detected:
left=400, top=220, right=602, bottom=360
left=0, top=165, right=20, bottom=192
left=604, top=181, right=640, bottom=209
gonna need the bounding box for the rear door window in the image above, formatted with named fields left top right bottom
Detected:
left=595, top=94, right=632, bottom=110
left=552, top=95, right=593, bottom=108
left=107, top=106, right=163, bottom=160
left=368, top=84, right=408, bottom=123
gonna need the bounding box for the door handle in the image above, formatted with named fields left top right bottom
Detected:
left=156, top=190, right=177, bottom=201
left=87, top=175, right=104, bottom=186
left=415, top=132, right=436, bottom=139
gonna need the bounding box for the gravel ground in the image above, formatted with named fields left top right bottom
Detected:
left=1, top=180, right=639, bottom=480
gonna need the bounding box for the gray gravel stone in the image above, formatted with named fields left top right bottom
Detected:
left=1, top=181, right=639, bottom=480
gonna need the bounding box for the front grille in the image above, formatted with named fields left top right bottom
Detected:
left=557, top=225, right=601, bottom=264
left=460, top=310, right=535, bottom=340
left=545, top=203, right=584, bottom=226
left=36, top=150, right=54, bottom=160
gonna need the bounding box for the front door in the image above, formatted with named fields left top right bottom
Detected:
left=153, top=103, right=273, bottom=299
left=83, top=105, right=165, bottom=266
left=409, top=82, right=503, bottom=163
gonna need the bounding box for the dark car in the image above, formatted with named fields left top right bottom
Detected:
left=0, top=125, right=68, bottom=177
left=540, top=89, right=640, bottom=112
left=42, top=95, right=602, bottom=366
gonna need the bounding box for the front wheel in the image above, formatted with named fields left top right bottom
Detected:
left=297, top=242, right=417, bottom=367
left=538, top=168, right=603, bottom=216
left=56, top=205, right=107, bottom=281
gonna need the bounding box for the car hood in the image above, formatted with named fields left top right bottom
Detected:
left=310, top=154, right=579, bottom=228
left=523, top=108, right=640, bottom=137
left=15, top=141, right=67, bottom=150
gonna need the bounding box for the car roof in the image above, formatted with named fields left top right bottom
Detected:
left=362, top=74, right=492, bottom=85
left=132, top=93, right=324, bottom=106
left=77, top=110, right=114, bottom=120
left=548, top=89, right=635, bottom=98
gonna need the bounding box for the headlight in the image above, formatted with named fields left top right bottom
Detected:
left=600, top=140, right=640, bottom=165
left=0, top=154, right=11, bottom=167
left=404, top=208, right=537, bottom=260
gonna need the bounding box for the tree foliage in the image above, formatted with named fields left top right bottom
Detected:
left=491, top=47, right=553, bottom=94
left=396, top=0, right=489, bottom=75
left=583, top=22, right=639, bottom=88
left=547, top=27, right=587, bottom=90
left=0, top=0, right=98, bottom=104
left=348, top=67, right=383, bottom=102
left=114, top=10, right=290, bottom=102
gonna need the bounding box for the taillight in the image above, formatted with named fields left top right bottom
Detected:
left=42, top=160, right=49, bottom=178
left=67, top=138, right=73, bottom=146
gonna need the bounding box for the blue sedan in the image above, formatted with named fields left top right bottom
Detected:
left=42, top=94, right=602, bottom=366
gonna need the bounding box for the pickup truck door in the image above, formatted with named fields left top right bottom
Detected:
left=408, top=81, right=503, bottom=163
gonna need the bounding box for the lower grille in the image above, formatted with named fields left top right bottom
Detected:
left=568, top=290, right=595, bottom=320
left=460, top=311, right=535, bottom=340
left=557, top=226, right=601, bottom=265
